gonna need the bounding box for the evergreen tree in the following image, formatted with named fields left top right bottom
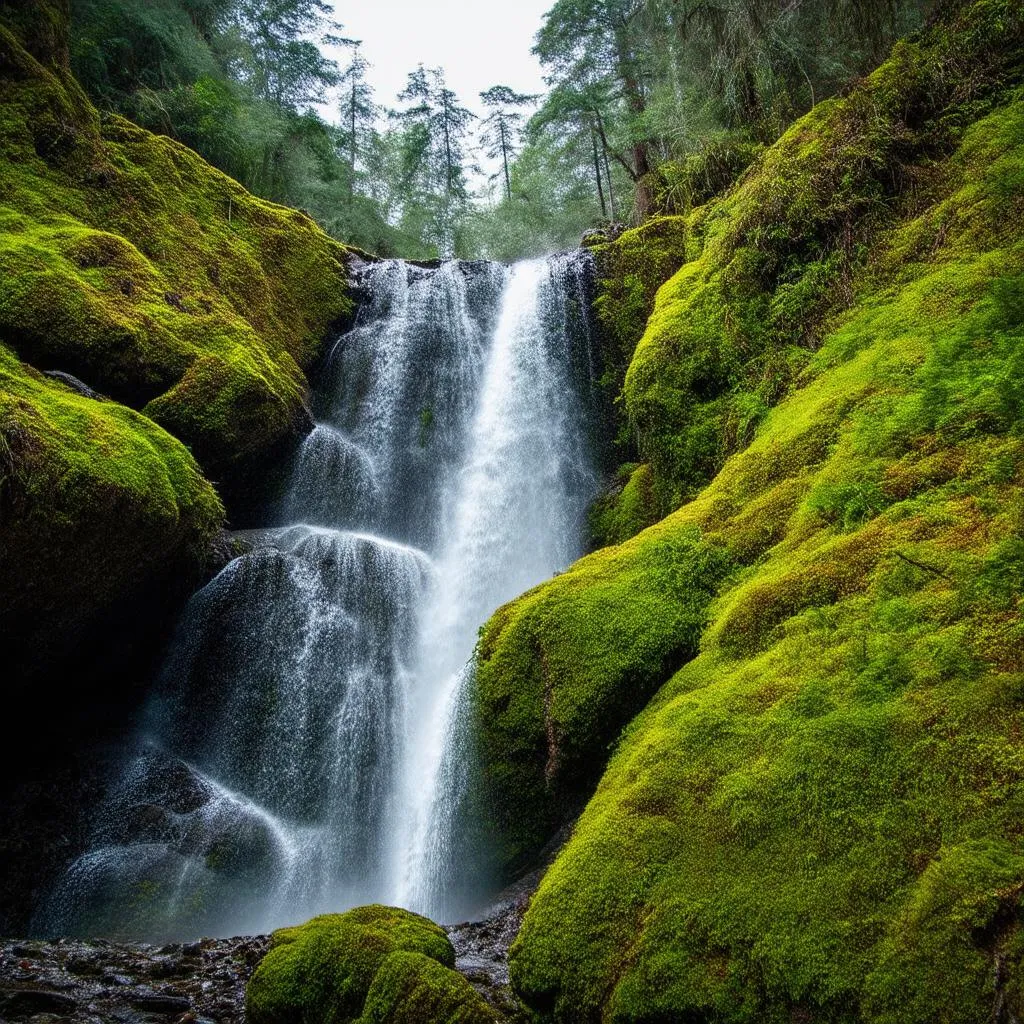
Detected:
left=534, top=0, right=658, bottom=217
left=393, top=66, right=476, bottom=256
left=227, top=0, right=343, bottom=108
left=337, top=43, right=376, bottom=206
left=479, top=86, right=537, bottom=200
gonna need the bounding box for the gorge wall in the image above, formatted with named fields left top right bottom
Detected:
left=1, top=0, right=1024, bottom=1022
left=0, top=0, right=352, bottom=932
left=0, top=0, right=353, bottom=707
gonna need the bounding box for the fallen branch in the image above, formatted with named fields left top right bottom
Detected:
left=894, top=551, right=951, bottom=579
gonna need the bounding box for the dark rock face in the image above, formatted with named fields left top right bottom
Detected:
left=42, top=370, right=104, bottom=400
left=0, top=749, right=116, bottom=939
left=0, top=935, right=269, bottom=1023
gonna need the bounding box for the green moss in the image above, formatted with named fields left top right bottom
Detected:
left=475, top=520, right=735, bottom=873
left=501, top=57, right=1024, bottom=1024
left=0, top=14, right=351, bottom=485
left=651, top=139, right=764, bottom=216
left=586, top=217, right=692, bottom=543
left=592, top=217, right=691, bottom=392
left=0, top=341, right=223, bottom=677
left=246, top=907, right=496, bottom=1024
left=619, top=0, right=1024, bottom=509
left=357, top=951, right=503, bottom=1024
left=588, top=463, right=663, bottom=548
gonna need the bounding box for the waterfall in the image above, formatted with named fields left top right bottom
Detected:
left=39, top=253, right=598, bottom=941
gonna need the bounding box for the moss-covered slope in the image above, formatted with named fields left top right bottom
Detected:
left=470, top=2, right=1024, bottom=1019
left=590, top=0, right=1020, bottom=528
left=0, top=0, right=352, bottom=488
left=246, top=907, right=502, bottom=1024
left=586, top=218, right=693, bottom=546
left=0, top=0, right=354, bottom=691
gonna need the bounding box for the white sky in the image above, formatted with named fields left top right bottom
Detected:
left=328, top=0, right=552, bottom=116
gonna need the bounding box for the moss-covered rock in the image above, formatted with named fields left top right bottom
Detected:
left=475, top=522, right=734, bottom=874
left=591, top=216, right=691, bottom=397
left=586, top=218, right=692, bottom=547
left=0, top=342, right=223, bottom=687
left=0, top=1, right=352, bottom=691
left=246, top=907, right=501, bottom=1024
left=0, top=2, right=352, bottom=493
left=588, top=463, right=662, bottom=548
left=496, top=23, right=1024, bottom=1017
left=620, top=0, right=1024, bottom=511
left=357, top=951, right=502, bottom=1024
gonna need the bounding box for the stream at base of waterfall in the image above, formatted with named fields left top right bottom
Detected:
left=39, top=254, right=599, bottom=941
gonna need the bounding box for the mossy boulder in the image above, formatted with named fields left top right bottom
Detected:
left=0, top=342, right=223, bottom=688
left=496, top=36, right=1024, bottom=1024
left=591, top=216, right=691, bottom=396
left=475, top=523, right=734, bottom=874
left=0, top=3, right=352, bottom=495
left=246, top=906, right=502, bottom=1024
left=358, top=951, right=502, bottom=1024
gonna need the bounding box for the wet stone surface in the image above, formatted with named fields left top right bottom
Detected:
left=447, top=866, right=547, bottom=1020
left=0, top=861, right=556, bottom=1023
left=0, top=935, right=269, bottom=1024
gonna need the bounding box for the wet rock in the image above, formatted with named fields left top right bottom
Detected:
left=0, top=935, right=270, bottom=1024
left=0, top=987, right=78, bottom=1016
left=447, top=865, right=551, bottom=1018
left=42, top=371, right=104, bottom=400
left=130, top=989, right=190, bottom=1012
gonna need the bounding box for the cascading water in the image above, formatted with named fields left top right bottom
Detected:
left=40, top=253, right=599, bottom=941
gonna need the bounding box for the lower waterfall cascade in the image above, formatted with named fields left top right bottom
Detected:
left=39, top=252, right=600, bottom=941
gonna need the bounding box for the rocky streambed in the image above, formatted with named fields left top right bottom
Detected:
left=0, top=935, right=269, bottom=1024
left=0, top=869, right=544, bottom=1024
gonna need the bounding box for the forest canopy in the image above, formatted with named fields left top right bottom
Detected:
left=69, top=0, right=934, bottom=259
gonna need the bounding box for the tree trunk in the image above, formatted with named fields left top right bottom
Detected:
left=500, top=120, right=512, bottom=200
left=602, top=141, right=617, bottom=222
left=615, top=27, right=654, bottom=220
left=591, top=126, right=608, bottom=219
left=593, top=108, right=620, bottom=221
left=349, top=81, right=357, bottom=209
left=442, top=92, right=454, bottom=198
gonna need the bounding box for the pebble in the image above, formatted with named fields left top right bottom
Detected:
left=0, top=935, right=269, bottom=1023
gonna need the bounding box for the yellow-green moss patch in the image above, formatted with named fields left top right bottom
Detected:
left=0, top=342, right=223, bottom=680
left=0, top=9, right=351, bottom=485
left=246, top=907, right=497, bottom=1024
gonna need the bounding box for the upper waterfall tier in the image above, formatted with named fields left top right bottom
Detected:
left=41, top=253, right=600, bottom=940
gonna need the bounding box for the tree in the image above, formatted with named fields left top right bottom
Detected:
left=531, top=79, right=624, bottom=222
left=393, top=65, right=476, bottom=256
left=337, top=42, right=376, bottom=207
left=479, top=85, right=537, bottom=200
left=534, top=0, right=658, bottom=218
left=227, top=0, right=343, bottom=108
left=657, top=0, right=932, bottom=134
